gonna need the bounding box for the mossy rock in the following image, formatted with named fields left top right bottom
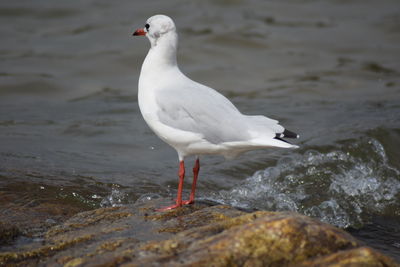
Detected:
left=0, top=198, right=398, bottom=266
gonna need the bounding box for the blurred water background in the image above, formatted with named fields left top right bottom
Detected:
left=0, top=0, right=399, bottom=260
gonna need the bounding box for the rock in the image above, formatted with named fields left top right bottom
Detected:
left=0, top=190, right=90, bottom=241
left=297, top=247, right=399, bottom=267
left=0, top=198, right=398, bottom=266
left=0, top=222, right=20, bottom=245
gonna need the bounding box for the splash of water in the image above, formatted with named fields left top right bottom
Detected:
left=212, top=137, right=400, bottom=228
left=100, top=186, right=127, bottom=207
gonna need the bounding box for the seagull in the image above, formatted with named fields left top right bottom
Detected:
left=133, top=15, right=299, bottom=210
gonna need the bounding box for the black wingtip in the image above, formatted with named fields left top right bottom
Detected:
left=281, top=129, right=299, bottom=139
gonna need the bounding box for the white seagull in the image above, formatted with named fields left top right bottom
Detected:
left=133, top=15, right=299, bottom=210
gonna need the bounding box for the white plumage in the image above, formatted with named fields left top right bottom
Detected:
left=133, top=15, right=299, bottom=210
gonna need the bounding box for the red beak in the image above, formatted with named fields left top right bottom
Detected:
left=133, top=28, right=146, bottom=36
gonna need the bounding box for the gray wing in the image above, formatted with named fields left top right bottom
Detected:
left=155, top=81, right=252, bottom=144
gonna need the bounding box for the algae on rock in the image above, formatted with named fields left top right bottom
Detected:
left=0, top=198, right=398, bottom=266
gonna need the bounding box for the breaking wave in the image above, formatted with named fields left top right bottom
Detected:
left=212, top=137, right=400, bottom=228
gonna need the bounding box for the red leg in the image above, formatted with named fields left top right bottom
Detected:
left=183, top=158, right=200, bottom=205
left=157, top=160, right=185, bottom=211
left=176, top=160, right=185, bottom=206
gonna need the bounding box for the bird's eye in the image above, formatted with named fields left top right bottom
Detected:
left=145, top=23, right=150, bottom=31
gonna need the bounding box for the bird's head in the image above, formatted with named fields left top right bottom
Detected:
left=133, top=15, right=176, bottom=47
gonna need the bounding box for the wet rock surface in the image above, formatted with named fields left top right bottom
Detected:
left=0, top=198, right=398, bottom=266
left=0, top=188, right=91, bottom=250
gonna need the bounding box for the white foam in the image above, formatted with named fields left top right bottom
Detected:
left=211, top=137, right=400, bottom=228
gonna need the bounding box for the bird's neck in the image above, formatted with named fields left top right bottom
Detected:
left=142, top=32, right=178, bottom=74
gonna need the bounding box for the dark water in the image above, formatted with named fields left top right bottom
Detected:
left=1, top=0, right=399, bottom=261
